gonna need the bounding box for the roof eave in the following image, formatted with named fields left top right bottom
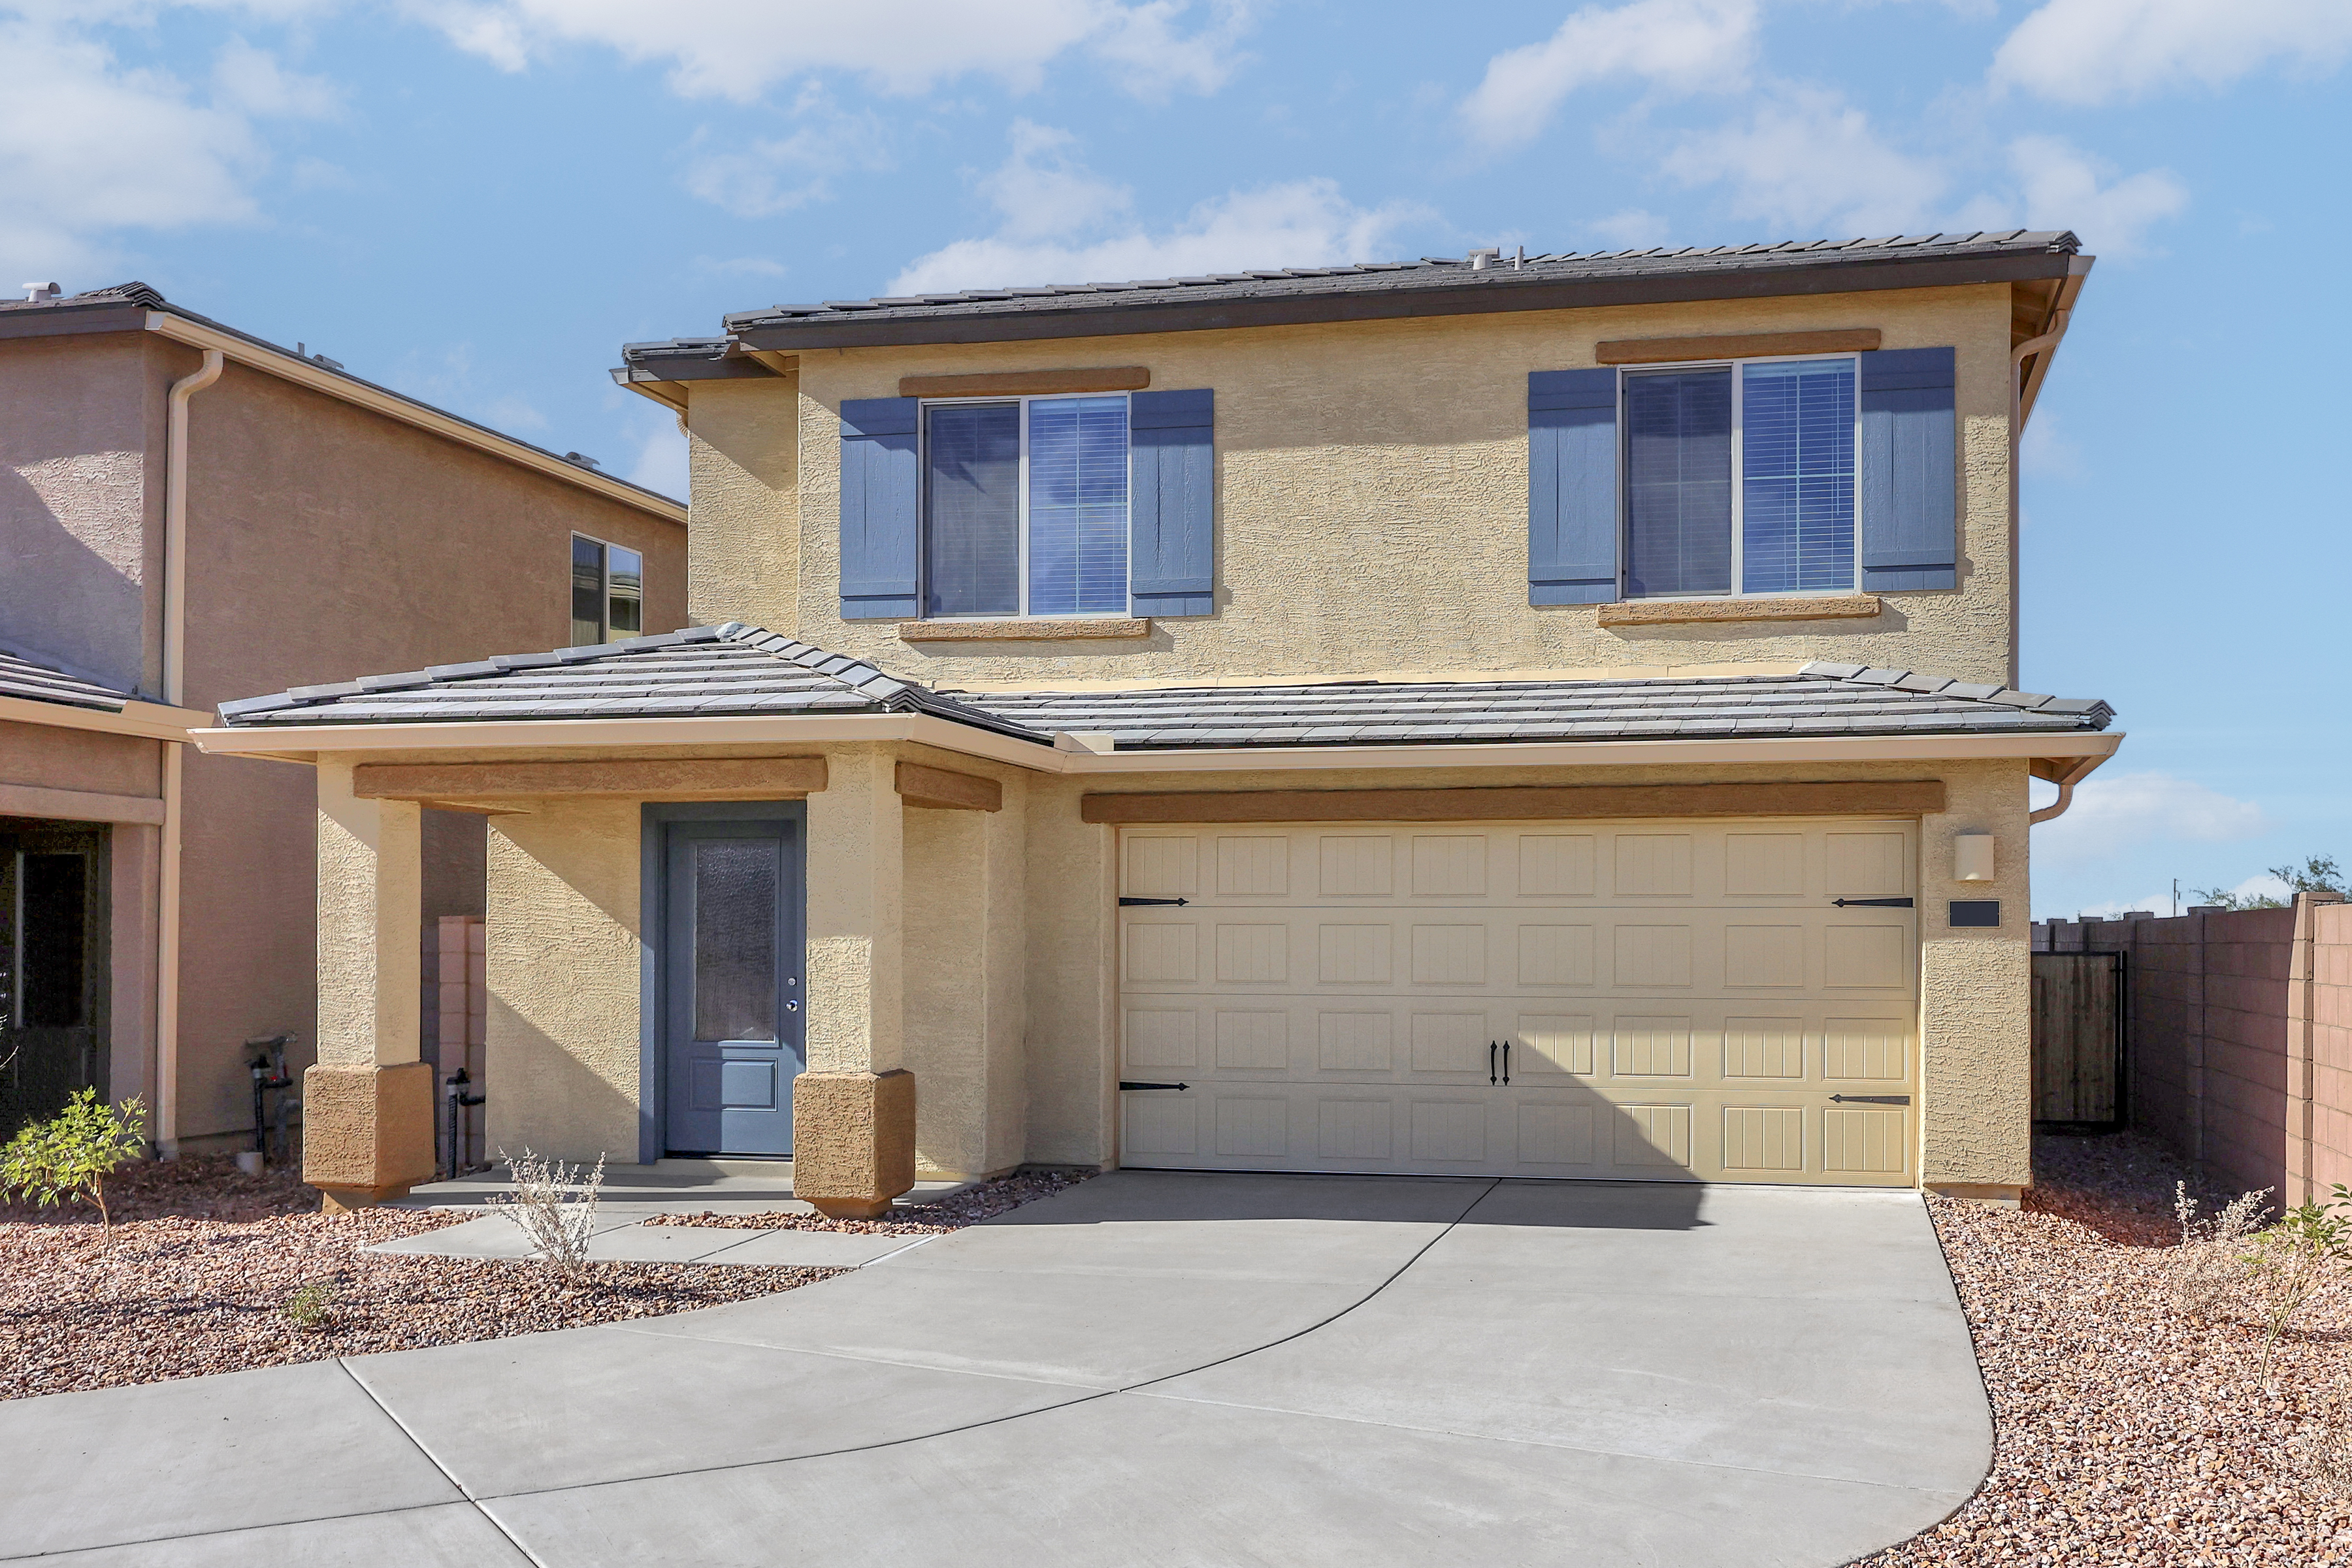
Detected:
left=729, top=251, right=2084, bottom=353
left=192, top=711, right=2122, bottom=779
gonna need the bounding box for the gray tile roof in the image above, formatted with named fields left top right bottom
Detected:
left=955, top=662, right=2114, bottom=749
left=0, top=647, right=133, bottom=713
left=218, top=628, right=2114, bottom=755
left=213, top=624, right=1036, bottom=740
left=659, top=231, right=2080, bottom=355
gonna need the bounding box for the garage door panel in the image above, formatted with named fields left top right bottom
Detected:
left=1120, top=818, right=1916, bottom=1186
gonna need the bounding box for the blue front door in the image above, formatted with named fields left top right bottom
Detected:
left=661, top=819, right=801, bottom=1156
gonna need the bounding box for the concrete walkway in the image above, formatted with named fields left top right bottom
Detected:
left=0, top=1174, right=1991, bottom=1567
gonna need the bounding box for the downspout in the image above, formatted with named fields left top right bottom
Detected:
left=156, top=348, right=224, bottom=1155
left=2008, top=311, right=2070, bottom=689
left=2029, top=755, right=2099, bottom=826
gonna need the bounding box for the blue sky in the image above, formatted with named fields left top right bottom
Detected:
left=3, top=0, right=2344, bottom=917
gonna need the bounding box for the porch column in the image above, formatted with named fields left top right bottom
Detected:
left=798, top=750, right=915, bottom=1218
left=306, top=760, right=434, bottom=1211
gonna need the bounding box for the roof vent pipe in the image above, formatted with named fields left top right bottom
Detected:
left=22, top=282, right=59, bottom=302
left=1467, top=248, right=1502, bottom=270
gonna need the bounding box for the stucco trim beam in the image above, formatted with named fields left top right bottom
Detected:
left=898, top=367, right=1151, bottom=398
left=896, top=762, right=1003, bottom=812
left=898, top=618, right=1151, bottom=642
left=1595, top=329, right=1880, bottom=365
left=351, top=757, right=828, bottom=801
left=0, top=694, right=207, bottom=742
left=0, top=781, right=167, bottom=825
left=1081, top=779, right=1947, bottom=825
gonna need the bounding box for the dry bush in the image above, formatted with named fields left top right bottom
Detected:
left=2293, top=1384, right=2352, bottom=1503
left=489, top=1150, right=604, bottom=1280
left=2166, top=1181, right=2271, bottom=1321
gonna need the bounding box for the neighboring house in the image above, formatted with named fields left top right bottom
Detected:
left=0, top=284, right=687, bottom=1151
left=198, top=232, right=2116, bottom=1216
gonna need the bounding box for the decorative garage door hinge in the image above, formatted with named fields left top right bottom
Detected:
left=1120, top=896, right=1190, bottom=907
left=1829, top=1094, right=1912, bottom=1105
left=1831, top=897, right=1914, bottom=907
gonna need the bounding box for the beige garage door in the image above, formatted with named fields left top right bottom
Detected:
left=1117, top=818, right=1918, bottom=1186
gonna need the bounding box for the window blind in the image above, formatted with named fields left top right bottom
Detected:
left=1026, top=395, right=1130, bottom=615
left=1740, top=359, right=1855, bottom=593
left=923, top=402, right=1021, bottom=617
left=1624, top=368, right=1732, bottom=597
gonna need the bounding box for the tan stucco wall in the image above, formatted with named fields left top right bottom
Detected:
left=1918, top=759, right=2034, bottom=1189
left=687, top=373, right=799, bottom=630
left=485, top=798, right=643, bottom=1164
left=0, top=718, right=161, bottom=799
left=684, top=284, right=2018, bottom=693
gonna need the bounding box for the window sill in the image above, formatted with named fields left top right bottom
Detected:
left=897, top=617, right=1152, bottom=643
left=1597, top=595, right=1881, bottom=627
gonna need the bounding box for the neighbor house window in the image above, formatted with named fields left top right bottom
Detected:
left=1623, top=356, right=1857, bottom=598
left=923, top=395, right=1130, bottom=617
left=571, top=534, right=644, bottom=644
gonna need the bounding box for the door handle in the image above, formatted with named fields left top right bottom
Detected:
left=1501, top=1039, right=1511, bottom=1086
left=1488, top=1040, right=1497, bottom=1085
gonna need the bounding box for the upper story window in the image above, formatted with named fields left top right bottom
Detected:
left=571, top=534, right=643, bottom=645
left=1527, top=346, right=1952, bottom=608
left=923, top=394, right=1131, bottom=618
left=1623, top=356, right=1857, bottom=598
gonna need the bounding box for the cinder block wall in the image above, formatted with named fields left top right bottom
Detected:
left=2034, top=898, right=2349, bottom=1200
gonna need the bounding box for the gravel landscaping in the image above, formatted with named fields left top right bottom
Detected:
left=0, top=1156, right=836, bottom=1402
left=1857, top=1132, right=2352, bottom=1566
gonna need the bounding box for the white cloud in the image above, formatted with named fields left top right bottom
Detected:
left=409, top=0, right=1254, bottom=103
left=681, top=88, right=891, bottom=218
left=1460, top=0, right=1756, bottom=149
left=2032, top=770, right=2272, bottom=866
left=0, top=18, right=270, bottom=281
left=2005, top=135, right=2187, bottom=257
left=2019, top=406, right=2083, bottom=481
left=212, top=35, right=338, bottom=118
left=1661, top=86, right=1941, bottom=237
left=889, top=124, right=1431, bottom=295
left=627, top=413, right=687, bottom=498
left=1991, top=0, right=2352, bottom=106
left=1588, top=207, right=1669, bottom=249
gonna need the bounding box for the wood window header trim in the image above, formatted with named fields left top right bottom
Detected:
left=1597, top=595, right=1882, bottom=627
left=1595, top=329, right=1882, bottom=367
left=352, top=757, right=828, bottom=804
left=1081, top=779, right=1946, bottom=825
left=895, top=760, right=1004, bottom=812
left=897, top=367, right=1151, bottom=399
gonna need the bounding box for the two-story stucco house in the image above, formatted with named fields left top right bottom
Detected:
left=1, top=283, right=687, bottom=1153
left=196, top=231, right=2115, bottom=1215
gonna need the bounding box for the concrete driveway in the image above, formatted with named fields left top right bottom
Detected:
left=0, top=1174, right=1990, bottom=1567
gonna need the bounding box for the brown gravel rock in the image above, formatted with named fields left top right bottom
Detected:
left=1854, top=1133, right=2352, bottom=1566
left=645, top=1168, right=1094, bottom=1235
left=1, top=1157, right=834, bottom=1402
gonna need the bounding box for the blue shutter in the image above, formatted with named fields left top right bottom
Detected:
left=1859, top=348, right=1957, bottom=591
left=838, top=397, right=921, bottom=619
left=1128, top=388, right=1214, bottom=617
left=1528, top=369, right=1619, bottom=604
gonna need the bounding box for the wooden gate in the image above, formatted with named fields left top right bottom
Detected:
left=2032, top=951, right=2124, bottom=1127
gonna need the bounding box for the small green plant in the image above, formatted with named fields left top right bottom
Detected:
left=2242, top=1185, right=2352, bottom=1379
left=0, top=1090, right=147, bottom=1249
left=283, top=1281, right=337, bottom=1331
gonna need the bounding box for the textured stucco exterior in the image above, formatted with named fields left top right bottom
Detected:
left=484, top=797, right=644, bottom=1164
left=688, top=284, right=2021, bottom=693
left=1, top=318, right=688, bottom=1147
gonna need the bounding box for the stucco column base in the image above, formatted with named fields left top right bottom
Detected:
left=1927, top=1182, right=2025, bottom=1209
left=792, top=1069, right=916, bottom=1218
left=302, top=1062, right=436, bottom=1213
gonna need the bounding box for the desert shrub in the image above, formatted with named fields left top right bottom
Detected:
left=283, top=1281, right=337, bottom=1331
left=0, top=1090, right=148, bottom=1247
left=2244, top=1187, right=2352, bottom=1379
left=2168, top=1182, right=2273, bottom=1320
left=489, top=1149, right=604, bottom=1280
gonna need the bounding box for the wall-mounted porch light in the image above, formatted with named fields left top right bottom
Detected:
left=1953, top=832, right=1995, bottom=882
